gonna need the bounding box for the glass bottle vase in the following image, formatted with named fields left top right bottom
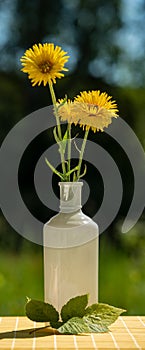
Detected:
left=43, top=181, right=99, bottom=313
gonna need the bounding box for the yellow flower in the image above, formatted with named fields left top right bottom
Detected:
left=57, top=98, right=74, bottom=122
left=20, top=43, right=69, bottom=86
left=74, top=90, right=119, bottom=132
left=58, top=90, right=119, bottom=132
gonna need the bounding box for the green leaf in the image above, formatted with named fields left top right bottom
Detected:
left=73, top=172, right=77, bottom=182
left=85, top=303, right=126, bottom=327
left=83, top=314, right=109, bottom=333
left=62, top=129, right=69, bottom=141
left=50, top=321, right=63, bottom=329
left=58, top=317, right=90, bottom=334
left=25, top=297, right=126, bottom=335
left=61, top=129, right=69, bottom=154
left=53, top=127, right=60, bottom=144
left=61, top=294, right=89, bottom=323
left=45, top=157, right=64, bottom=180
left=79, top=164, right=87, bottom=179
left=53, top=127, right=68, bottom=155
left=25, top=298, right=59, bottom=323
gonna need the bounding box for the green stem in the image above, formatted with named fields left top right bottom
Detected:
left=48, top=82, right=66, bottom=177
left=49, top=82, right=62, bottom=139
left=77, top=129, right=89, bottom=180
left=67, top=123, right=71, bottom=181
left=45, top=158, right=64, bottom=180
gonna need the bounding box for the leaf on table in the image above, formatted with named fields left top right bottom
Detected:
left=25, top=296, right=126, bottom=335
left=25, top=298, right=59, bottom=323
left=58, top=317, right=90, bottom=334
left=50, top=321, right=64, bottom=329
left=61, top=294, right=89, bottom=323
left=85, top=303, right=126, bottom=327
left=83, top=314, right=109, bottom=333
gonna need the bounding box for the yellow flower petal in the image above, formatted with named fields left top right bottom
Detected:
left=20, top=43, right=69, bottom=86
left=58, top=90, right=119, bottom=132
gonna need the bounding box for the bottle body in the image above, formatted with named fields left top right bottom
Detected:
left=43, top=182, right=99, bottom=312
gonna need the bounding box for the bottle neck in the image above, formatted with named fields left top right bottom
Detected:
left=59, top=182, right=83, bottom=213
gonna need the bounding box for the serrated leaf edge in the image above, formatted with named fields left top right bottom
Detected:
left=25, top=296, right=126, bottom=334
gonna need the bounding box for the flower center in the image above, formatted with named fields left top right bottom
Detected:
left=39, top=61, right=52, bottom=73
left=87, top=103, right=99, bottom=109
left=87, top=104, right=99, bottom=117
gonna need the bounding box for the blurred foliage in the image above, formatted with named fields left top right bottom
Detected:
left=0, top=0, right=144, bottom=236
left=99, top=232, right=145, bottom=315
left=0, top=0, right=145, bottom=250
left=0, top=233, right=145, bottom=316
left=0, top=249, right=43, bottom=315
left=115, top=221, right=145, bottom=257
left=0, top=0, right=145, bottom=314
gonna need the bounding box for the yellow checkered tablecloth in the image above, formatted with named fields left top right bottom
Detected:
left=0, top=316, right=145, bottom=349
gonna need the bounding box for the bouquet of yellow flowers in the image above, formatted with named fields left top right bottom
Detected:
left=20, top=43, right=118, bottom=181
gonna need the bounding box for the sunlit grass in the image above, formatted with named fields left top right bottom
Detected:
left=0, top=248, right=43, bottom=315
left=99, top=233, right=145, bottom=315
left=0, top=233, right=145, bottom=316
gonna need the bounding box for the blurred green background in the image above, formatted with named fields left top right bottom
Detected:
left=0, top=0, right=145, bottom=316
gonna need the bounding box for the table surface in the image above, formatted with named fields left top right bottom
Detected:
left=0, top=316, right=145, bottom=349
